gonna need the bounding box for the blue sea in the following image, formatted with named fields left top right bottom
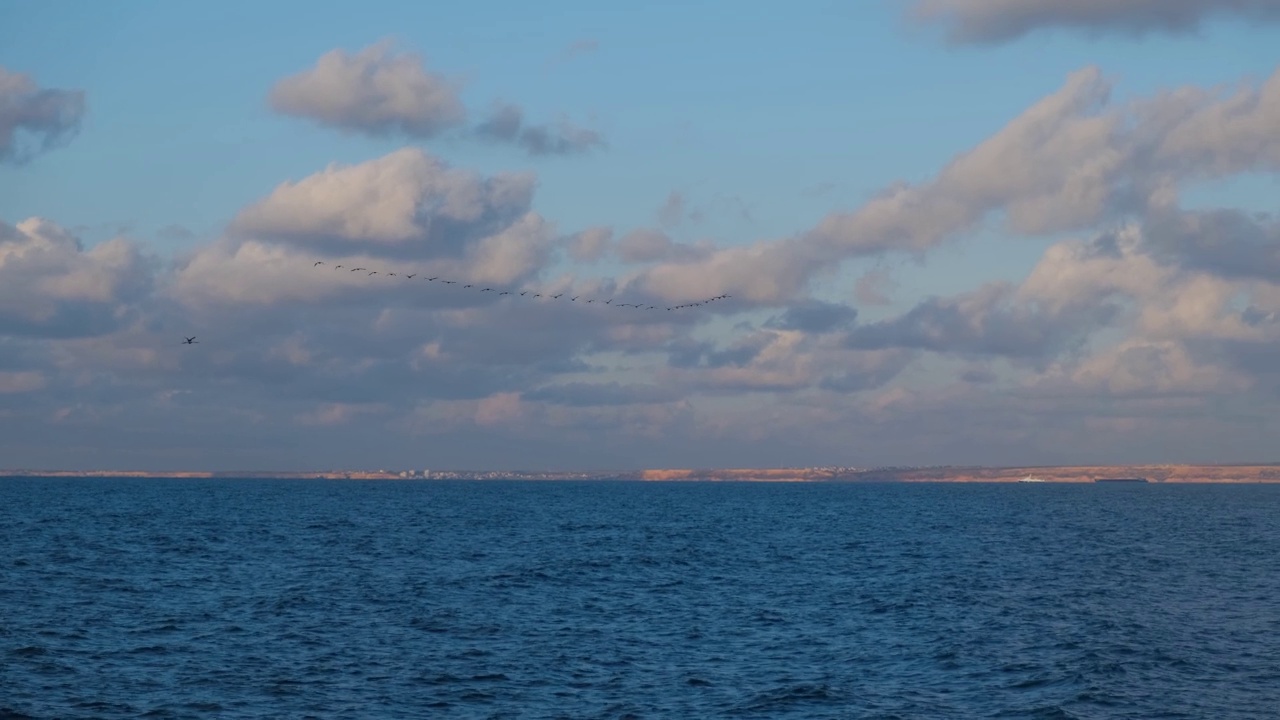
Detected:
left=2, top=478, right=1278, bottom=719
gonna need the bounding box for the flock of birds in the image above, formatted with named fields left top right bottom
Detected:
left=181, top=262, right=731, bottom=345
left=309, top=260, right=732, bottom=311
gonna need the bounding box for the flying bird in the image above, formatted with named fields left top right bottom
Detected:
left=182, top=336, right=198, bottom=344
left=335, top=265, right=343, bottom=269
left=314, top=261, right=323, bottom=267
left=499, top=291, right=511, bottom=295
left=369, top=271, right=378, bottom=275
left=406, top=274, right=416, bottom=279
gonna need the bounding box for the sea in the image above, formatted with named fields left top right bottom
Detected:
left=2, top=478, right=1278, bottom=719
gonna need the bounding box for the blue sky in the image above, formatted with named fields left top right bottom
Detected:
left=2, top=0, right=1278, bottom=470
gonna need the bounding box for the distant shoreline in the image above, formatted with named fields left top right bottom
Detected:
left=3, top=464, right=1280, bottom=483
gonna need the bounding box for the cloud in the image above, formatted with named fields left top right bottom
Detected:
left=799, top=64, right=1280, bottom=267
left=0, top=66, right=87, bottom=165
left=844, top=281, right=1118, bottom=363
left=564, top=39, right=599, bottom=59
left=268, top=40, right=466, bottom=139
left=657, top=191, right=688, bottom=228
left=765, top=300, right=859, bottom=334
left=854, top=269, right=897, bottom=306
left=474, top=102, right=604, bottom=156
left=9, top=55, right=1280, bottom=470
left=909, top=0, right=1280, bottom=45
left=0, top=218, right=155, bottom=339
left=566, top=226, right=613, bottom=263
left=229, top=147, right=537, bottom=254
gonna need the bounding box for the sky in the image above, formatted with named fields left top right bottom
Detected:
left=1, top=0, right=1279, bottom=471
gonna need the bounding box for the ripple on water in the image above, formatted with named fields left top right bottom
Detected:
left=1, top=479, right=1278, bottom=718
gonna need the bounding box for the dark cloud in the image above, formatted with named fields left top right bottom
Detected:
left=1143, top=208, right=1280, bottom=281
left=524, top=381, right=683, bottom=407
left=474, top=102, right=604, bottom=157
left=818, top=358, right=911, bottom=394
left=909, top=0, right=1280, bottom=45
left=765, top=300, right=859, bottom=334
left=0, top=66, right=87, bottom=165
left=843, top=283, right=1119, bottom=362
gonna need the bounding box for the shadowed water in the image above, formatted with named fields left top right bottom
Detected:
left=2, top=479, right=1277, bottom=718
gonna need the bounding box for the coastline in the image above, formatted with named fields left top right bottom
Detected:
left=3, top=464, right=1280, bottom=483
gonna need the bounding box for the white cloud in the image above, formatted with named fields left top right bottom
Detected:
left=268, top=40, right=466, bottom=139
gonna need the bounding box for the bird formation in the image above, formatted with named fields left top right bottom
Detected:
left=310, top=261, right=731, bottom=311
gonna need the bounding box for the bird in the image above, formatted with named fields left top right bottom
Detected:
left=406, top=274, right=416, bottom=279
left=481, top=288, right=493, bottom=292
left=499, top=291, right=511, bottom=296
left=352, top=267, right=365, bottom=272
left=463, top=284, right=473, bottom=289
left=520, top=292, right=528, bottom=296
left=553, top=294, right=563, bottom=299
left=368, top=271, right=378, bottom=276
left=387, top=272, right=396, bottom=276
left=182, top=336, right=198, bottom=344
left=443, top=281, right=456, bottom=284
left=571, top=297, right=579, bottom=302
left=428, top=277, right=438, bottom=281
left=335, top=265, right=343, bottom=270
left=314, top=261, right=323, bottom=267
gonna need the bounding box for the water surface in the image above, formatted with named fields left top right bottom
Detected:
left=2, top=479, right=1277, bottom=718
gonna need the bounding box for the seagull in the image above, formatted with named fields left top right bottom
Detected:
left=314, top=261, right=324, bottom=267
left=406, top=274, right=416, bottom=279
left=182, top=336, right=198, bottom=345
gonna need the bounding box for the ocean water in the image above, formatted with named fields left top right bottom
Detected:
left=2, top=479, right=1278, bottom=719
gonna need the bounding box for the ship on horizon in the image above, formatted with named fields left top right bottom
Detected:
left=1018, top=475, right=1046, bottom=483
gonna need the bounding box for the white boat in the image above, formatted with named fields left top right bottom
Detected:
left=1018, top=476, right=1046, bottom=483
